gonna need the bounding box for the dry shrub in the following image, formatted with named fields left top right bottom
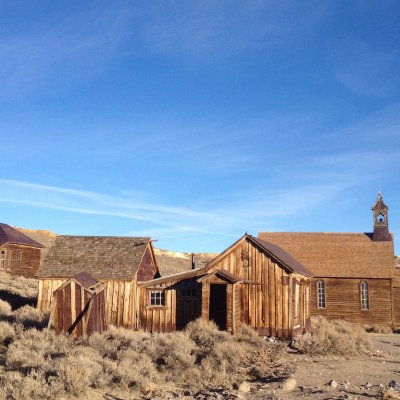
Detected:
left=0, top=272, right=38, bottom=299
left=293, top=316, right=373, bottom=356
left=0, top=321, right=15, bottom=346
left=13, top=305, right=48, bottom=330
left=0, top=299, right=12, bottom=318
left=0, top=320, right=284, bottom=398
left=366, top=325, right=393, bottom=334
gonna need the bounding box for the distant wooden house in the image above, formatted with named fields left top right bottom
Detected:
left=52, top=272, right=106, bottom=337
left=0, top=223, right=43, bottom=278
left=36, top=236, right=159, bottom=328
left=259, top=193, right=398, bottom=327
left=138, top=234, right=312, bottom=338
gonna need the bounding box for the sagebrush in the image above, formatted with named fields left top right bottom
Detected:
left=0, top=319, right=284, bottom=399
left=293, top=316, right=373, bottom=356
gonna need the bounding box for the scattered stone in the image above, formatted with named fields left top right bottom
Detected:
left=280, top=378, right=297, bottom=392
left=237, top=382, right=251, bottom=393
left=328, top=380, right=338, bottom=389
left=365, top=382, right=373, bottom=388
left=389, top=381, right=400, bottom=390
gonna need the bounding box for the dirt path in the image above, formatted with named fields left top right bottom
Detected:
left=247, top=333, right=400, bottom=400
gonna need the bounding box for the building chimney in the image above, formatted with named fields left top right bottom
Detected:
left=191, top=253, right=195, bottom=270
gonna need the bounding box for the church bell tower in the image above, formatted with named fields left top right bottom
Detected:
left=372, top=192, right=391, bottom=241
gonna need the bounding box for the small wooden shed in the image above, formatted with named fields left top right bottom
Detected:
left=52, top=271, right=106, bottom=337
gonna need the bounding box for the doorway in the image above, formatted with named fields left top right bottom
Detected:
left=209, top=284, right=227, bottom=330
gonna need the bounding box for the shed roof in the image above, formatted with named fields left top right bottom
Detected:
left=0, top=223, right=43, bottom=248
left=36, top=236, right=152, bottom=280
left=258, top=232, right=395, bottom=278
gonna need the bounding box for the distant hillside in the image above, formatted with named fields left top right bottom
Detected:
left=153, top=248, right=216, bottom=276
left=16, top=227, right=216, bottom=277
left=16, top=227, right=57, bottom=261
left=396, top=256, right=400, bottom=270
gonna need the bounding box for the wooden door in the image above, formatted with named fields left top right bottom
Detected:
left=209, top=284, right=227, bottom=330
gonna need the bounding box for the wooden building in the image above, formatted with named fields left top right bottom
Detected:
left=259, top=192, right=398, bottom=327
left=0, top=223, right=43, bottom=278
left=36, top=236, right=159, bottom=328
left=138, top=234, right=312, bottom=338
left=52, top=272, right=106, bottom=337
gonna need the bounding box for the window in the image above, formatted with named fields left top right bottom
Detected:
left=306, top=286, right=310, bottom=316
left=180, top=281, right=197, bottom=298
left=7, top=250, right=12, bottom=271
left=150, top=290, right=165, bottom=307
left=0, top=251, right=5, bottom=270
left=361, top=281, right=369, bottom=310
left=17, top=250, right=22, bottom=267
left=317, top=280, right=325, bottom=308
left=294, top=282, right=299, bottom=318
left=377, top=213, right=385, bottom=223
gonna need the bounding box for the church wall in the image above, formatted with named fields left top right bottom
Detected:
left=310, top=277, right=393, bottom=326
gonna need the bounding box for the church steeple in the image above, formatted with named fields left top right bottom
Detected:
left=372, top=192, right=391, bottom=241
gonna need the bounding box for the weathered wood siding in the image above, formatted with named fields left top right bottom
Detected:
left=209, top=238, right=310, bottom=338
left=310, top=277, right=393, bottom=325
left=39, top=278, right=140, bottom=328
left=0, top=244, right=41, bottom=278
left=138, top=280, right=177, bottom=333
left=53, top=280, right=106, bottom=337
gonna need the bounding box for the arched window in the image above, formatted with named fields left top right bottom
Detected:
left=361, top=281, right=369, bottom=310
left=377, top=213, right=385, bottom=223
left=0, top=251, right=5, bottom=270
left=317, top=280, right=325, bottom=308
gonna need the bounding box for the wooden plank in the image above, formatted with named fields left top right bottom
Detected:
left=37, top=280, right=43, bottom=311
left=117, top=281, right=124, bottom=327
left=123, top=282, right=130, bottom=327
left=269, top=259, right=276, bottom=336
left=70, top=281, right=76, bottom=337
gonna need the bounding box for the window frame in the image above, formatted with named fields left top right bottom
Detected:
left=0, top=250, right=5, bottom=270
left=17, top=250, right=22, bottom=267
left=149, top=289, right=166, bottom=308
left=294, top=281, right=299, bottom=318
left=317, top=280, right=326, bottom=309
left=7, top=250, right=12, bottom=271
left=360, top=281, right=369, bottom=311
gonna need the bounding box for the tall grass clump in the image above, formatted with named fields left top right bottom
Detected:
left=293, top=316, right=373, bottom=356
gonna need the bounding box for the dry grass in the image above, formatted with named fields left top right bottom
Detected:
left=366, top=325, right=393, bottom=334
left=0, top=299, right=12, bottom=318
left=0, top=320, right=284, bottom=399
left=0, top=272, right=38, bottom=300
left=293, top=316, right=374, bottom=356
left=0, top=321, right=15, bottom=346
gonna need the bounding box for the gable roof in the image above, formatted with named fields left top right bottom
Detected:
left=372, top=192, right=388, bottom=210
left=248, top=235, right=312, bottom=277
left=0, top=223, right=43, bottom=248
left=54, top=272, right=104, bottom=295
left=258, top=232, right=395, bottom=278
left=197, top=269, right=242, bottom=283
left=207, top=233, right=312, bottom=277
left=36, top=236, right=153, bottom=280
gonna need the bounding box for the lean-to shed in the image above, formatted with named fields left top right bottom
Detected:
left=36, top=236, right=159, bottom=329
left=138, top=233, right=312, bottom=338
left=52, top=272, right=106, bottom=337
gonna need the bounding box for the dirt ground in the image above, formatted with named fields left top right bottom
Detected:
left=247, top=333, right=400, bottom=400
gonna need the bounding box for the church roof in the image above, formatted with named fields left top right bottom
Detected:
left=372, top=192, right=388, bottom=210
left=257, top=232, right=394, bottom=278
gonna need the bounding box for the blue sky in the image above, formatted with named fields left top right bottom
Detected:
left=1, top=1, right=399, bottom=253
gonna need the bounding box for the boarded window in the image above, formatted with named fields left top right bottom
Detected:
left=361, top=281, right=369, bottom=310
left=7, top=250, right=12, bottom=271
left=0, top=251, right=5, bottom=270
left=317, top=280, right=325, bottom=308
left=17, top=250, right=22, bottom=267
left=180, top=281, right=198, bottom=298
left=150, top=290, right=165, bottom=307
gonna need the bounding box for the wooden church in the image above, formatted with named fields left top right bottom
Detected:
left=259, top=192, right=398, bottom=327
